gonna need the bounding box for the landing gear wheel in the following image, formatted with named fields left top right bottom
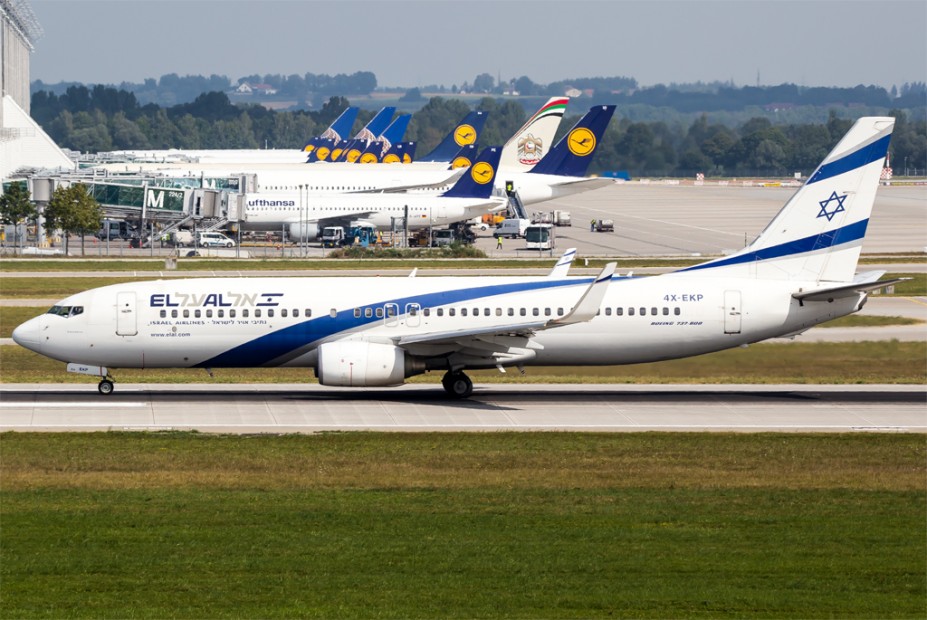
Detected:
left=442, top=371, right=473, bottom=399
left=98, top=379, right=115, bottom=395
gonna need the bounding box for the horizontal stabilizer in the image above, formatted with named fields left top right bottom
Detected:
left=792, top=271, right=907, bottom=302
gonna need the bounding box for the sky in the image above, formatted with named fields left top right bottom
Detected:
left=25, top=0, right=927, bottom=91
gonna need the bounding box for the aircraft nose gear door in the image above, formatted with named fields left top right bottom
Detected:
left=116, top=292, right=138, bottom=336
left=723, top=290, right=742, bottom=334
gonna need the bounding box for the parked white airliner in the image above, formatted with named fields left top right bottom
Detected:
left=13, top=118, right=897, bottom=398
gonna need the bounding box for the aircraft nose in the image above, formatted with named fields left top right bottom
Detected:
left=12, top=316, right=43, bottom=349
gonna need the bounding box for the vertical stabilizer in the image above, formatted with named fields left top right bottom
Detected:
left=499, top=97, right=569, bottom=172
left=419, top=111, right=489, bottom=163
left=529, top=105, right=615, bottom=177
left=680, top=117, right=894, bottom=283
left=441, top=147, right=501, bottom=199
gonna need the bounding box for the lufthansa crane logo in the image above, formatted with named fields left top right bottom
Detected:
left=454, top=124, right=477, bottom=146
left=346, top=149, right=362, bottom=163
left=471, top=161, right=494, bottom=184
left=402, top=153, right=413, bottom=163
left=328, top=147, right=342, bottom=161
left=567, top=127, right=596, bottom=156
left=451, top=156, right=472, bottom=169
left=316, top=146, right=331, bottom=160
left=360, top=152, right=379, bottom=164
left=383, top=153, right=400, bottom=164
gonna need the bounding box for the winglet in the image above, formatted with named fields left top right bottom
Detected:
left=549, top=262, right=615, bottom=326
left=548, top=248, right=577, bottom=277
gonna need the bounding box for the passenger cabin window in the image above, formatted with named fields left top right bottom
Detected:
left=255, top=309, right=262, bottom=318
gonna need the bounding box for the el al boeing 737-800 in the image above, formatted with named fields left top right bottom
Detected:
left=13, top=118, right=898, bottom=398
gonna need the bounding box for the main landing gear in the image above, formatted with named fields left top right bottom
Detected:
left=441, top=371, right=473, bottom=398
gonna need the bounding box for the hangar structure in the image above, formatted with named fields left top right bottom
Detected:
left=1, top=0, right=73, bottom=179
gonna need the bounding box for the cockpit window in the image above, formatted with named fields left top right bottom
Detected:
left=46, top=305, right=83, bottom=318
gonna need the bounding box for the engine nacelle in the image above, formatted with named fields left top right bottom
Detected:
left=317, top=341, right=423, bottom=387
left=288, top=221, right=320, bottom=241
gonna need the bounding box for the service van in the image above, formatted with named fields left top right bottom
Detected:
left=196, top=232, right=235, bottom=247
left=493, top=218, right=531, bottom=239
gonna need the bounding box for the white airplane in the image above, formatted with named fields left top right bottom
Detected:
left=13, top=117, right=898, bottom=399
left=242, top=147, right=507, bottom=239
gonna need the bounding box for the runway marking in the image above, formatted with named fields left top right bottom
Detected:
left=0, top=402, right=147, bottom=408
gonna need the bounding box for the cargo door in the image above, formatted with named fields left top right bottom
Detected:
left=116, top=292, right=138, bottom=336
left=723, top=290, right=742, bottom=334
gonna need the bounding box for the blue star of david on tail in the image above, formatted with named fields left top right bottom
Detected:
left=817, top=191, right=848, bottom=221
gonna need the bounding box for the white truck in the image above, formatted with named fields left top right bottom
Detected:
left=553, top=210, right=572, bottom=227
left=321, top=226, right=346, bottom=247
left=493, top=218, right=531, bottom=239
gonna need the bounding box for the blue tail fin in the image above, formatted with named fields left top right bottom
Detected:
left=382, top=141, right=416, bottom=164
left=303, top=106, right=358, bottom=152
left=441, top=146, right=501, bottom=199
left=357, top=141, right=385, bottom=163
left=305, top=137, right=338, bottom=162
left=448, top=144, right=478, bottom=169
left=354, top=107, right=396, bottom=140
left=419, top=110, right=489, bottom=162
left=379, top=114, right=411, bottom=144
left=529, top=105, right=615, bottom=177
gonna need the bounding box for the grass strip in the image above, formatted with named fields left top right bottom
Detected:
left=2, top=341, right=924, bottom=384
left=1, top=432, right=924, bottom=619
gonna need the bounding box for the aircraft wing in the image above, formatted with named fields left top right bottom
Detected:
left=392, top=264, right=615, bottom=363
left=354, top=169, right=466, bottom=194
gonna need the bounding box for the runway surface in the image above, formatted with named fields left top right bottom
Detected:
left=1, top=384, right=923, bottom=434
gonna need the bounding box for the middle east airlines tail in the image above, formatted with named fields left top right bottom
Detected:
left=418, top=110, right=489, bottom=163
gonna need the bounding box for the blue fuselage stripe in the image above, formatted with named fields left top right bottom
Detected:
left=198, top=277, right=594, bottom=367
left=679, top=218, right=869, bottom=272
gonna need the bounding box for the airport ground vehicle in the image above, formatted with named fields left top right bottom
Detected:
left=524, top=224, right=556, bottom=250
left=321, top=226, right=346, bottom=247
left=493, top=218, right=531, bottom=239
left=163, top=231, right=194, bottom=247
left=553, top=210, right=571, bottom=226
left=97, top=220, right=133, bottom=240
left=595, top=219, right=614, bottom=232
left=197, top=232, right=235, bottom=247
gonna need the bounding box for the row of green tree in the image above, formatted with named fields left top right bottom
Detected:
left=1, top=183, right=102, bottom=255
left=33, top=73, right=927, bottom=113
left=28, top=87, right=926, bottom=177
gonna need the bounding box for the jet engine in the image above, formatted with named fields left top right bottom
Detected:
left=288, top=222, right=320, bottom=241
left=316, top=341, right=425, bottom=387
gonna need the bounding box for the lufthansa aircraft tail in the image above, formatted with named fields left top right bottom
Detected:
left=418, top=110, right=489, bottom=163
left=679, top=117, right=895, bottom=285
left=441, top=146, right=501, bottom=199
left=499, top=96, right=569, bottom=172
left=381, top=141, right=416, bottom=164
left=528, top=105, right=616, bottom=177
